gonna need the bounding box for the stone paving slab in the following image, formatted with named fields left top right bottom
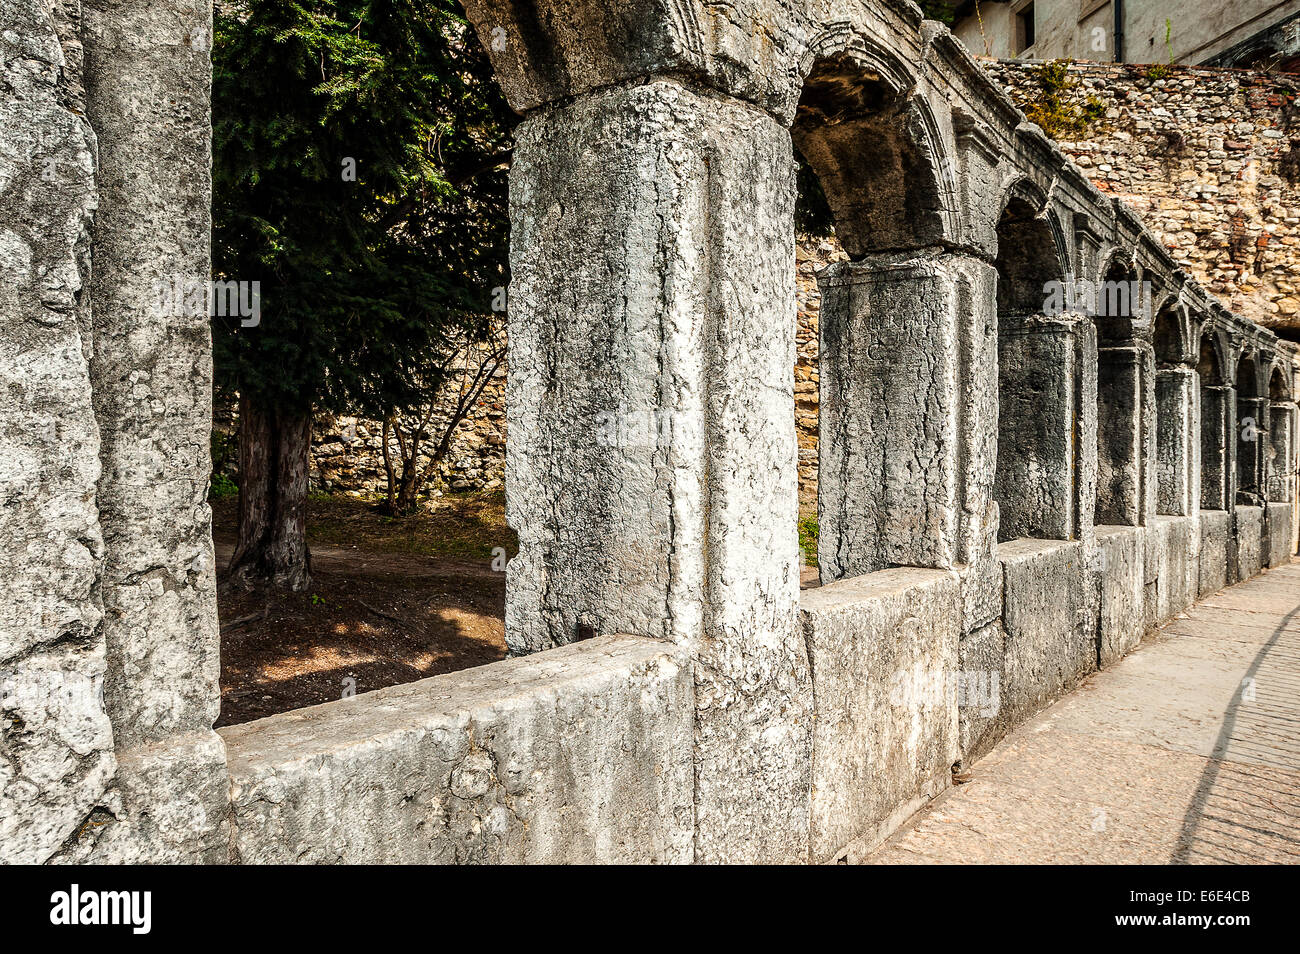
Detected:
left=869, top=562, right=1300, bottom=864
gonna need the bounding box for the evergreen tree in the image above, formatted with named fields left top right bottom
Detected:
left=212, top=0, right=514, bottom=590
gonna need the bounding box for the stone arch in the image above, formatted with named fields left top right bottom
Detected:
left=803, top=23, right=988, bottom=583
left=1153, top=303, right=1187, bottom=365
left=792, top=28, right=958, bottom=255
left=1271, top=362, right=1293, bottom=401
left=995, top=180, right=1065, bottom=315
left=1267, top=361, right=1296, bottom=503
left=1094, top=250, right=1143, bottom=343
left=1196, top=324, right=1230, bottom=386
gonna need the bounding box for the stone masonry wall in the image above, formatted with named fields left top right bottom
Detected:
left=986, top=58, right=1300, bottom=339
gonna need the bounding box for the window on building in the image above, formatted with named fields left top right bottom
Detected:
left=1017, top=2, right=1036, bottom=54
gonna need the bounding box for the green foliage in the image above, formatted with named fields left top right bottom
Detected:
left=212, top=0, right=515, bottom=419
left=1145, top=19, right=1177, bottom=79
left=916, top=1, right=959, bottom=24
left=798, top=513, right=819, bottom=565
left=1024, top=59, right=1103, bottom=141
left=210, top=472, right=240, bottom=500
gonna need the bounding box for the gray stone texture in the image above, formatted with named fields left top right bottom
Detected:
left=1236, top=505, right=1265, bottom=580
left=799, top=568, right=960, bottom=863
left=67, top=0, right=229, bottom=863
left=1156, top=368, right=1195, bottom=516
left=222, top=635, right=694, bottom=864
left=998, top=539, right=1094, bottom=731
left=819, top=253, right=997, bottom=580
left=996, top=316, right=1078, bottom=541
left=0, top=0, right=116, bottom=865
left=1098, top=527, right=1145, bottom=667
left=1199, top=509, right=1232, bottom=597
left=1266, top=502, right=1294, bottom=567
left=504, top=78, right=811, bottom=863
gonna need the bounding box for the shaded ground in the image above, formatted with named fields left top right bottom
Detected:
left=870, top=560, right=1300, bottom=864
left=213, top=493, right=514, bottom=727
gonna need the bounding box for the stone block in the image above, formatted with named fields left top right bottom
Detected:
left=1199, top=509, right=1231, bottom=597
left=1266, top=502, right=1295, bottom=567
left=222, top=635, right=694, bottom=864
left=998, top=539, right=1093, bottom=729
left=1152, top=516, right=1197, bottom=624
left=1098, top=526, right=1145, bottom=667
left=1236, top=505, right=1264, bottom=580
left=799, top=568, right=960, bottom=864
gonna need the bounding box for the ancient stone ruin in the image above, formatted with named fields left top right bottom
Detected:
left=3, top=0, right=1297, bottom=863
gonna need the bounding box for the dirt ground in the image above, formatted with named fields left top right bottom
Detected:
left=213, top=493, right=514, bottom=727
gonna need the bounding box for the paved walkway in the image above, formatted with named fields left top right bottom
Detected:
left=870, top=561, right=1300, bottom=864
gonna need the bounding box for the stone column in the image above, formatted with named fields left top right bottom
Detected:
left=1267, top=401, right=1294, bottom=502
left=818, top=251, right=998, bottom=581
left=1200, top=384, right=1231, bottom=510
left=1238, top=396, right=1268, bottom=500
left=1096, top=347, right=1147, bottom=526
left=0, top=0, right=117, bottom=864
left=995, top=314, right=1087, bottom=541
left=73, top=0, right=229, bottom=862
left=1156, top=366, right=1196, bottom=515
left=505, top=79, right=810, bottom=863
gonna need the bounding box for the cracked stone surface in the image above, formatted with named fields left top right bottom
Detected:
left=221, top=635, right=694, bottom=864
left=0, top=0, right=116, bottom=865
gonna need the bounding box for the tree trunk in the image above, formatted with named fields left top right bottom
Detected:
left=228, top=394, right=312, bottom=591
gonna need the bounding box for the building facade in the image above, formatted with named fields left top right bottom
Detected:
left=954, top=0, right=1300, bottom=69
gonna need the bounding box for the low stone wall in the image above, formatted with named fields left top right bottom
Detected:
left=217, top=518, right=1294, bottom=866
left=799, top=568, right=960, bottom=864
left=222, top=634, right=693, bottom=864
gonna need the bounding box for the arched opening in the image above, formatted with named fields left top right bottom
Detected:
left=794, top=49, right=973, bottom=583
left=792, top=55, right=950, bottom=256
left=1153, top=305, right=1194, bottom=516
left=1267, top=364, right=1294, bottom=503
left=1198, top=331, right=1230, bottom=510
left=1095, top=256, right=1147, bottom=527
left=992, top=193, right=1074, bottom=542
left=1236, top=353, right=1264, bottom=503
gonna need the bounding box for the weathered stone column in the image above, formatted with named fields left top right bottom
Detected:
left=1269, top=402, right=1296, bottom=502
left=0, top=0, right=117, bottom=864
left=1200, top=384, right=1231, bottom=510
left=1096, top=346, right=1147, bottom=526
left=1156, top=366, right=1196, bottom=515
left=70, top=0, right=229, bottom=862
left=505, top=79, right=810, bottom=863
left=1238, top=395, right=1268, bottom=500
left=995, top=314, right=1090, bottom=541
left=818, top=252, right=998, bottom=581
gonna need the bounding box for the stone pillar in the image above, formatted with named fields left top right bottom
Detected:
left=1268, top=401, right=1295, bottom=502
left=995, top=314, right=1087, bottom=541
left=1200, top=384, right=1231, bottom=510
left=505, top=79, right=810, bottom=863
left=818, top=252, right=998, bottom=580
left=1238, top=396, right=1268, bottom=500
left=1096, top=347, right=1147, bottom=526
left=1156, top=367, right=1196, bottom=515
left=71, top=0, right=229, bottom=862
left=0, top=0, right=117, bottom=864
